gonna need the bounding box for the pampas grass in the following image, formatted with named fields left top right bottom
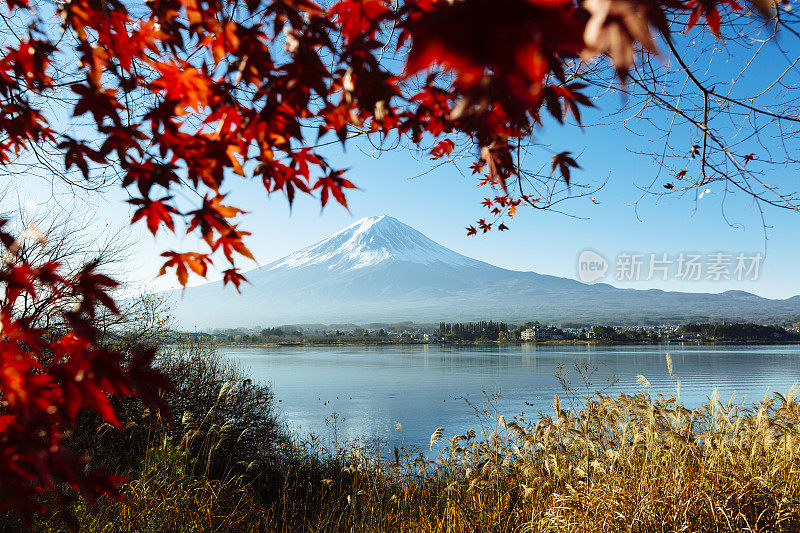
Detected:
left=24, top=351, right=800, bottom=533
left=81, top=385, right=800, bottom=532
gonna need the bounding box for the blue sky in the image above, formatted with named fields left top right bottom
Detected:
left=23, top=110, right=788, bottom=300
left=9, top=19, right=800, bottom=301
left=13, top=92, right=800, bottom=300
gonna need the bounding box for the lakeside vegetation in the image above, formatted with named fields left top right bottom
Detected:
left=186, top=320, right=800, bottom=347
left=6, top=342, right=800, bottom=532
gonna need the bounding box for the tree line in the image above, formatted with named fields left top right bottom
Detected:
left=438, top=321, right=509, bottom=341
left=676, top=323, right=797, bottom=340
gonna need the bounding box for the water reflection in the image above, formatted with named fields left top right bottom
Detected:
left=222, top=344, right=800, bottom=454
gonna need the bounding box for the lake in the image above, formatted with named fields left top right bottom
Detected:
left=221, top=344, right=800, bottom=455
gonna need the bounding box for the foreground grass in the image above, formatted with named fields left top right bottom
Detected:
left=38, top=390, right=799, bottom=531
left=11, top=347, right=798, bottom=533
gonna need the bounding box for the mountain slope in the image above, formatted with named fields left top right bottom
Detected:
left=165, top=216, right=800, bottom=328
left=267, top=215, right=485, bottom=271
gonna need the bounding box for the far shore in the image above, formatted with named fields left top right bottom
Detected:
left=170, top=339, right=800, bottom=349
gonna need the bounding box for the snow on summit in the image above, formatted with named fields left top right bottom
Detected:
left=268, top=215, right=480, bottom=271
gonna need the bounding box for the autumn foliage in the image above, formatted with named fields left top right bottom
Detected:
left=0, top=0, right=768, bottom=287
left=0, top=0, right=774, bottom=519
left=0, top=221, right=169, bottom=519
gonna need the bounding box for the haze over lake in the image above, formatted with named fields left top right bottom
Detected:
left=222, top=344, right=800, bottom=454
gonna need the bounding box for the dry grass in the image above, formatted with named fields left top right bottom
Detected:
left=28, top=355, right=800, bottom=533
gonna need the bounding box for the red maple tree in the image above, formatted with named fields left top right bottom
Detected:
left=0, top=0, right=784, bottom=518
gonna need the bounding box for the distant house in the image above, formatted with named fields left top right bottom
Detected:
left=521, top=326, right=556, bottom=341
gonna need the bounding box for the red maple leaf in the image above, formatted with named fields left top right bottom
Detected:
left=58, top=137, right=107, bottom=180
left=159, top=252, right=212, bottom=287
left=73, top=260, right=120, bottom=317
left=551, top=151, right=580, bottom=185
left=129, top=197, right=180, bottom=235
left=151, top=61, right=212, bottom=111
left=71, top=83, right=123, bottom=126
left=213, top=227, right=255, bottom=263
left=122, top=160, right=181, bottom=197
left=187, top=195, right=246, bottom=246
left=3, top=264, right=37, bottom=304
left=686, top=0, right=742, bottom=36
left=313, top=171, right=358, bottom=208
left=53, top=336, right=129, bottom=425
left=222, top=268, right=248, bottom=293
left=430, top=139, right=455, bottom=160
left=329, top=0, right=390, bottom=40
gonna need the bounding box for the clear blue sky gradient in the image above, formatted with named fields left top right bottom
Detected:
left=9, top=23, right=800, bottom=300
left=14, top=99, right=800, bottom=300
left=105, top=118, right=800, bottom=299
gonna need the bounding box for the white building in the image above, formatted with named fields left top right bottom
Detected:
left=521, top=325, right=566, bottom=342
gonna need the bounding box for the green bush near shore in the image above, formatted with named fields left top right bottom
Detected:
left=6, top=345, right=800, bottom=533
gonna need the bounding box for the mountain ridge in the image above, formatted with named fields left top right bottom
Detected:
left=165, top=216, right=800, bottom=328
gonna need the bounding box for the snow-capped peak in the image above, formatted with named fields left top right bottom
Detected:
left=268, top=215, right=481, bottom=271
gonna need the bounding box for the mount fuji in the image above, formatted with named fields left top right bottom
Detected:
left=166, top=215, right=800, bottom=328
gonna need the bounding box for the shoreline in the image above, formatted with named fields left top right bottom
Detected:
left=175, top=339, right=800, bottom=348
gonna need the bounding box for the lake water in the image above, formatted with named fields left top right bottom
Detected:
left=221, top=344, right=800, bottom=454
